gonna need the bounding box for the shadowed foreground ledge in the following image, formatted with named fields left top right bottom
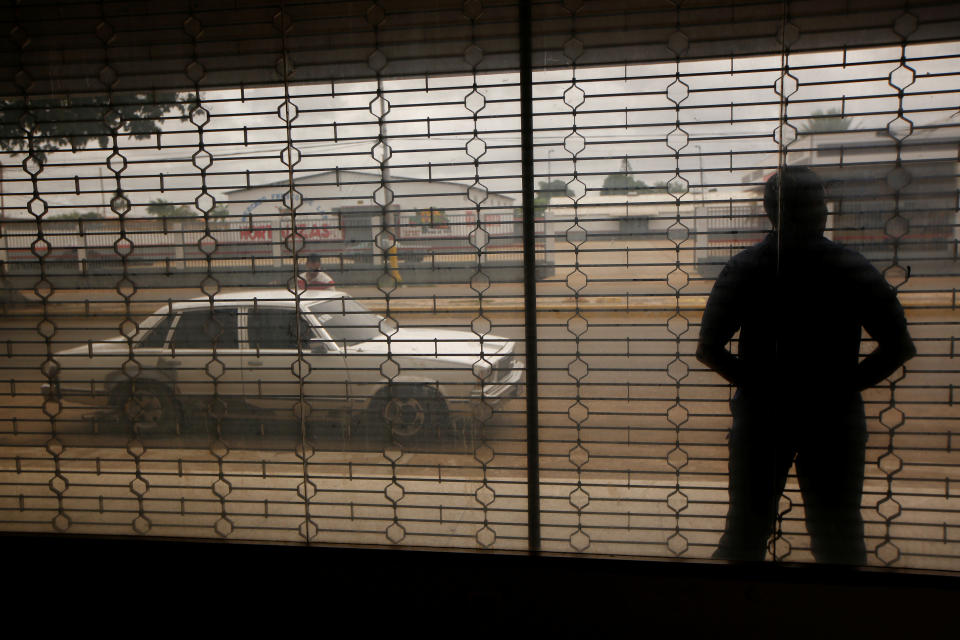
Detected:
left=4, top=533, right=956, bottom=635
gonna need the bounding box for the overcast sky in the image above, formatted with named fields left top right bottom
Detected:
left=1, top=41, right=958, bottom=219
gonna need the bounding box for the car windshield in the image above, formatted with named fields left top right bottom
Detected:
left=307, top=297, right=383, bottom=346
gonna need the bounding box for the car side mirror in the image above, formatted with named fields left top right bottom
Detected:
left=311, top=341, right=329, bottom=354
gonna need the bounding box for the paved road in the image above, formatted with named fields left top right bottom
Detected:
left=1, top=302, right=958, bottom=570
left=9, top=239, right=957, bottom=313
left=2, top=238, right=959, bottom=569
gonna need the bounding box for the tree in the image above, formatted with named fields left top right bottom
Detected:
left=601, top=172, right=647, bottom=194
left=653, top=180, right=690, bottom=194
left=601, top=157, right=649, bottom=194
left=1, top=90, right=193, bottom=310
left=536, top=180, right=571, bottom=199
left=146, top=198, right=197, bottom=218
left=1, top=91, right=196, bottom=163
left=534, top=179, right=573, bottom=214
left=47, top=210, right=104, bottom=220
left=801, top=108, right=856, bottom=133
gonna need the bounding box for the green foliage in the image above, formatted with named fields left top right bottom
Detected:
left=146, top=198, right=197, bottom=218
left=210, top=205, right=230, bottom=217
left=801, top=108, right=856, bottom=133
left=599, top=174, right=684, bottom=195
left=601, top=172, right=647, bottom=194
left=534, top=180, right=572, bottom=213
left=653, top=180, right=687, bottom=193
left=0, top=91, right=196, bottom=162
left=536, top=180, right=571, bottom=198
left=46, top=210, right=105, bottom=220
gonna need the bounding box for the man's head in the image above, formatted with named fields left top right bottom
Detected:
left=306, top=254, right=323, bottom=267
left=763, top=166, right=828, bottom=237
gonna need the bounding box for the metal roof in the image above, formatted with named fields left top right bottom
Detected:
left=175, top=289, right=347, bottom=307
left=224, top=169, right=513, bottom=201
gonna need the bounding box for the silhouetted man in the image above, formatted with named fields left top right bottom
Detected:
left=697, top=166, right=916, bottom=564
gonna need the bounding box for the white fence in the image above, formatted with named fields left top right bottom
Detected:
left=1, top=213, right=547, bottom=274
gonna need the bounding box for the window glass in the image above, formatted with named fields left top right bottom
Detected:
left=171, top=308, right=239, bottom=350
left=307, top=297, right=382, bottom=346
left=248, top=308, right=315, bottom=351
left=139, top=314, right=173, bottom=348
left=9, top=0, right=960, bottom=572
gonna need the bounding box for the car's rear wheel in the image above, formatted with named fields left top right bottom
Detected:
left=112, top=381, right=182, bottom=437
left=367, top=384, right=446, bottom=446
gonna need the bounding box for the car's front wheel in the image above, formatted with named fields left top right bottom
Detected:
left=367, top=384, right=446, bottom=446
left=112, top=381, right=182, bottom=437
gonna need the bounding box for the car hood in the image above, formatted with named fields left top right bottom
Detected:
left=56, top=336, right=129, bottom=357
left=346, top=328, right=510, bottom=366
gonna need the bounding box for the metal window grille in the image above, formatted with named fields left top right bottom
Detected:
left=1, top=0, right=959, bottom=571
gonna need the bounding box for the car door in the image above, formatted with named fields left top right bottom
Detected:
left=243, top=306, right=349, bottom=421
left=166, top=306, right=244, bottom=401
left=305, top=297, right=390, bottom=415
left=132, top=310, right=176, bottom=379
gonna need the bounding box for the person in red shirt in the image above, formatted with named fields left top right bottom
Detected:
left=297, top=254, right=335, bottom=290
left=697, top=166, right=916, bottom=564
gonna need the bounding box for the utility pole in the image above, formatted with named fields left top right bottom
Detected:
left=696, top=145, right=705, bottom=204
left=377, top=77, right=401, bottom=283
left=99, top=167, right=107, bottom=215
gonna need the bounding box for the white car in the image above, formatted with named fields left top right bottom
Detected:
left=44, top=289, right=523, bottom=444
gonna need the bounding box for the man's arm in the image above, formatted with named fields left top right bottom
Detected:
left=855, top=336, right=916, bottom=391
left=696, top=337, right=743, bottom=387
left=855, top=263, right=917, bottom=391
left=696, top=263, right=744, bottom=387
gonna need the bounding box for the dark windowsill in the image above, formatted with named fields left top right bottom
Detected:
left=5, top=533, right=956, bottom=633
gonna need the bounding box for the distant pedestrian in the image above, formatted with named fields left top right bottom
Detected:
left=298, top=254, right=335, bottom=290
left=696, top=166, right=916, bottom=564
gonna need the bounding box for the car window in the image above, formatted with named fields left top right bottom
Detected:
left=139, top=313, right=174, bottom=348
left=307, top=297, right=382, bottom=346
left=248, top=308, right=315, bottom=351
left=171, top=308, right=239, bottom=350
